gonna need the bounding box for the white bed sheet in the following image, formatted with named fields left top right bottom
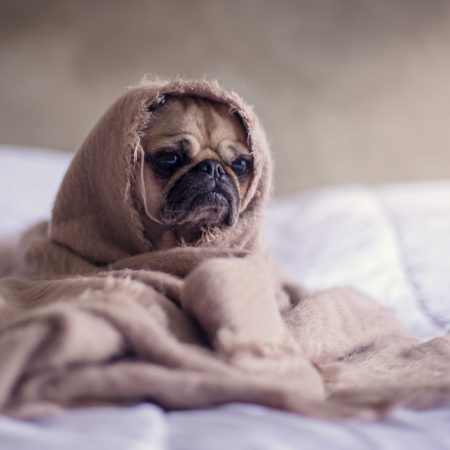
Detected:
left=1, top=145, right=450, bottom=450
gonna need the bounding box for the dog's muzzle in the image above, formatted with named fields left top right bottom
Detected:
left=161, top=159, right=240, bottom=227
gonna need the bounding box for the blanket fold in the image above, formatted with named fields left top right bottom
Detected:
left=1, top=79, right=449, bottom=420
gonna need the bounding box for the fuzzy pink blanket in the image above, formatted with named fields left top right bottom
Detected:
left=0, top=79, right=449, bottom=420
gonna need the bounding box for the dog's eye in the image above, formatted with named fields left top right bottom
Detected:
left=146, top=150, right=187, bottom=177
left=155, top=152, right=180, bottom=169
left=231, top=156, right=252, bottom=178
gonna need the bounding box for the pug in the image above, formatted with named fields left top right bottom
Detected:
left=137, top=96, right=254, bottom=249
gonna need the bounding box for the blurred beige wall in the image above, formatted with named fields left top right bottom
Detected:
left=1, top=0, right=450, bottom=195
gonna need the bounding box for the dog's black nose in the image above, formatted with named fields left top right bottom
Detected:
left=193, top=159, right=225, bottom=179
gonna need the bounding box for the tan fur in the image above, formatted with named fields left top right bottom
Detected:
left=0, top=79, right=449, bottom=420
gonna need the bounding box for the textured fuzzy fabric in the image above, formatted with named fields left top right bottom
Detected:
left=0, top=79, right=449, bottom=420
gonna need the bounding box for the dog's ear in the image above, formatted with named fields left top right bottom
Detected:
left=232, top=111, right=247, bottom=134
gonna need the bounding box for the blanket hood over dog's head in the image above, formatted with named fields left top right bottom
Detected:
left=50, top=80, right=273, bottom=264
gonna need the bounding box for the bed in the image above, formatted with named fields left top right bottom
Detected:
left=1, top=145, right=450, bottom=450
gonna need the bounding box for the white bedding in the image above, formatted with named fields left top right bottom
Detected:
left=1, top=145, right=450, bottom=450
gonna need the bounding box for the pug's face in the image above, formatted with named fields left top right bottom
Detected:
left=139, top=96, right=253, bottom=245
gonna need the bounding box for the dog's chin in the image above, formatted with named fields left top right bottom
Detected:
left=162, top=191, right=232, bottom=229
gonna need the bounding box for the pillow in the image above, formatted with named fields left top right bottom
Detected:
left=265, top=182, right=450, bottom=340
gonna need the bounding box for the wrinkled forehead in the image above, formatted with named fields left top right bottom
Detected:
left=144, top=96, right=248, bottom=153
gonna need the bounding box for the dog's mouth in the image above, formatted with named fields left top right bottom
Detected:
left=186, top=190, right=231, bottom=225
left=160, top=172, right=239, bottom=228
